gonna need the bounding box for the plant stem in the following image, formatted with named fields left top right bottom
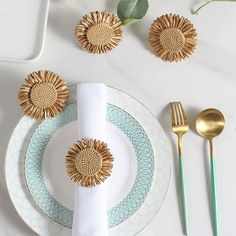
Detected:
left=192, top=0, right=236, bottom=15
left=192, top=0, right=213, bottom=14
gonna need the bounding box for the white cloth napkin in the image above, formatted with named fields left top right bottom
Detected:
left=72, top=83, right=108, bottom=236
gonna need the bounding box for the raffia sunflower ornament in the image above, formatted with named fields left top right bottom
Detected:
left=149, top=14, right=197, bottom=62
left=75, top=11, right=123, bottom=54
left=19, top=70, right=69, bottom=120
left=66, top=139, right=114, bottom=187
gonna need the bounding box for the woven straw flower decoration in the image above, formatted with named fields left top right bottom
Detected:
left=19, top=70, right=69, bottom=120
left=149, top=14, right=197, bottom=62
left=75, top=11, right=123, bottom=54
left=66, top=139, right=114, bottom=187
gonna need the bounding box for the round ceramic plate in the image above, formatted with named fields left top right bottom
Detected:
left=5, top=86, right=171, bottom=236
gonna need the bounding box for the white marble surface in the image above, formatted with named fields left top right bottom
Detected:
left=1, top=0, right=236, bottom=235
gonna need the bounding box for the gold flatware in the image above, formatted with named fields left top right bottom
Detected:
left=195, top=108, right=225, bottom=236
left=171, top=101, right=189, bottom=235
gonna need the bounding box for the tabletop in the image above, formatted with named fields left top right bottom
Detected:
left=1, top=0, right=236, bottom=235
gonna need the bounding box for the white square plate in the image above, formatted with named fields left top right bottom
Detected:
left=0, top=0, right=49, bottom=62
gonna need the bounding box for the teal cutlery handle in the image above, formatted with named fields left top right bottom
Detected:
left=210, top=157, right=218, bottom=236
left=179, top=157, right=188, bottom=235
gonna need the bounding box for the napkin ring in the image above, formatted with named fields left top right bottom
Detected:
left=65, top=139, right=114, bottom=187
left=18, top=70, right=69, bottom=120
left=149, top=14, right=197, bottom=62
left=75, top=11, right=123, bottom=54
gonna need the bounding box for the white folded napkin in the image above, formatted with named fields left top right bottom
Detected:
left=72, top=83, right=108, bottom=236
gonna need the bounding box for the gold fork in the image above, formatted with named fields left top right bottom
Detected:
left=171, top=101, right=189, bottom=235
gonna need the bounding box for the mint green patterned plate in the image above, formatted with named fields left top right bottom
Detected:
left=25, top=103, right=155, bottom=228
left=5, top=86, right=171, bottom=236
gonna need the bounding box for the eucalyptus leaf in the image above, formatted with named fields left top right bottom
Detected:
left=121, top=18, right=140, bottom=25
left=117, top=0, right=149, bottom=25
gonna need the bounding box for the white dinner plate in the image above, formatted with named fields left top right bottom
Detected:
left=5, top=86, right=171, bottom=236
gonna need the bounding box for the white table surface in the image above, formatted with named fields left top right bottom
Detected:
left=1, top=1, right=236, bottom=235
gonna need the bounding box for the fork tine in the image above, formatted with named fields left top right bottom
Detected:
left=178, top=102, right=188, bottom=125
left=171, top=102, right=188, bottom=126
left=174, top=102, right=181, bottom=125
left=176, top=102, right=184, bottom=125
left=171, top=103, right=175, bottom=125
left=171, top=102, right=178, bottom=126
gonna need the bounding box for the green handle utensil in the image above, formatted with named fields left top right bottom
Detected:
left=209, top=138, right=219, bottom=236
left=196, top=108, right=225, bottom=236
left=171, top=102, right=189, bottom=235
left=179, top=156, right=188, bottom=235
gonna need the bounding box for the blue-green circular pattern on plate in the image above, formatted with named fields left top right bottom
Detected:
left=25, top=103, right=155, bottom=228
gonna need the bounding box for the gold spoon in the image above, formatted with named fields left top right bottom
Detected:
left=195, top=108, right=225, bottom=236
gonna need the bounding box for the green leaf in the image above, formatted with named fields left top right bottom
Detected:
left=121, top=18, right=140, bottom=25
left=117, top=0, right=149, bottom=26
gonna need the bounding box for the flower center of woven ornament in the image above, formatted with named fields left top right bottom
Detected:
left=75, top=148, right=103, bottom=177
left=30, top=83, right=57, bottom=109
left=160, top=28, right=185, bottom=53
left=86, top=23, right=114, bottom=46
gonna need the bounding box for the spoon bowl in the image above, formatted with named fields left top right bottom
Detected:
left=195, top=108, right=225, bottom=140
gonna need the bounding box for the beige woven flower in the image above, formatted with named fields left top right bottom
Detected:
left=149, top=14, right=197, bottom=62
left=75, top=11, right=123, bottom=54
left=66, top=139, right=114, bottom=187
left=19, top=70, right=69, bottom=120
